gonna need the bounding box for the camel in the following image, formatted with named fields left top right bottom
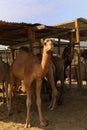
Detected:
left=0, top=57, right=10, bottom=103
left=37, top=44, right=73, bottom=110
left=62, top=45, right=73, bottom=80
left=51, top=56, right=65, bottom=104
left=36, top=53, right=58, bottom=110
left=46, top=45, right=73, bottom=110
left=7, top=38, right=54, bottom=128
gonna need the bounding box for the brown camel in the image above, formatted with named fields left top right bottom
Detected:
left=37, top=54, right=58, bottom=110
left=7, top=38, right=54, bottom=128
left=37, top=44, right=73, bottom=110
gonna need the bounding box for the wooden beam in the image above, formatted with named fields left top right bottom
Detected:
left=53, top=20, right=75, bottom=27
left=58, top=38, right=60, bottom=54
left=28, top=26, right=35, bottom=52
left=75, top=19, right=82, bottom=88
left=33, top=24, right=71, bottom=31
left=69, top=32, right=74, bottom=88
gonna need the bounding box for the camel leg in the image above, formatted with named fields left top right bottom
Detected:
left=2, top=81, right=6, bottom=103
left=25, top=82, right=31, bottom=128
left=48, top=79, right=58, bottom=110
left=4, top=82, right=10, bottom=105
left=7, top=82, right=13, bottom=115
left=4, top=82, right=8, bottom=102
left=36, top=79, right=48, bottom=126
left=6, top=81, right=19, bottom=115
left=12, top=84, right=18, bottom=113
left=46, top=69, right=58, bottom=110
left=58, top=80, right=65, bottom=105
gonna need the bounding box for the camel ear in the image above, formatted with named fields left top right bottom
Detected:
left=40, top=38, right=44, bottom=44
left=40, top=38, right=45, bottom=45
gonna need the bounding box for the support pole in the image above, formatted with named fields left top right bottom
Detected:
left=28, top=25, right=35, bottom=53
left=58, top=38, right=60, bottom=54
left=69, top=32, right=74, bottom=88
left=11, top=48, right=16, bottom=60
left=75, top=19, right=82, bottom=88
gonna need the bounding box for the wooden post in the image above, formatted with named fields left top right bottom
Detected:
left=11, top=48, right=15, bottom=60
left=75, top=19, right=82, bottom=88
left=58, top=38, right=60, bottom=54
left=10, top=48, right=16, bottom=64
left=69, top=32, right=73, bottom=88
left=28, top=25, right=35, bottom=52
left=39, top=39, right=42, bottom=54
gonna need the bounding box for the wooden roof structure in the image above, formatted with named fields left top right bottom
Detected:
left=0, top=21, right=71, bottom=48
left=53, top=17, right=87, bottom=42
left=0, top=17, right=86, bottom=88
left=0, top=17, right=87, bottom=48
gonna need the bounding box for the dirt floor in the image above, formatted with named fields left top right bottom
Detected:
left=0, top=87, right=87, bottom=130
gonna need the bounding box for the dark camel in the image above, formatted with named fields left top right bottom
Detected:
left=49, top=45, right=74, bottom=109
left=7, top=38, right=54, bottom=128
left=62, top=45, right=73, bottom=80
left=0, top=57, right=10, bottom=103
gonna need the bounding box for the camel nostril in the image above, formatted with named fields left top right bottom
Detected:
left=44, top=42, right=46, bottom=45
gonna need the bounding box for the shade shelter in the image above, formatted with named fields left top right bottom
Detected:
left=0, top=17, right=87, bottom=87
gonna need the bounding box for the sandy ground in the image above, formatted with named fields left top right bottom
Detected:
left=0, top=87, right=87, bottom=130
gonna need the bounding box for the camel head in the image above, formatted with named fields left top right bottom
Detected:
left=41, top=38, right=54, bottom=52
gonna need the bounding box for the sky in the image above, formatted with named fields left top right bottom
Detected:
left=0, top=0, right=87, bottom=25
left=0, top=0, right=87, bottom=49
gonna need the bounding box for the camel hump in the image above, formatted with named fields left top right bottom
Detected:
left=19, top=46, right=30, bottom=53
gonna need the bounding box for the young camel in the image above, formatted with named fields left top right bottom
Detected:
left=8, top=38, right=54, bottom=128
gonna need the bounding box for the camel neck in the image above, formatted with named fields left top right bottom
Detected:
left=41, top=48, right=51, bottom=77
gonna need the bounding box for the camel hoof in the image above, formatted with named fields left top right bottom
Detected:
left=48, top=104, right=55, bottom=110
left=24, top=123, right=31, bottom=128
left=48, top=104, right=52, bottom=109
left=50, top=107, right=54, bottom=110
left=40, top=120, right=48, bottom=127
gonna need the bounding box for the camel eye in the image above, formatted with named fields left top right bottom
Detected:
left=44, top=42, right=46, bottom=45
left=47, top=39, right=50, bottom=42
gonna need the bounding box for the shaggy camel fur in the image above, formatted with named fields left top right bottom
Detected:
left=7, top=38, right=54, bottom=128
